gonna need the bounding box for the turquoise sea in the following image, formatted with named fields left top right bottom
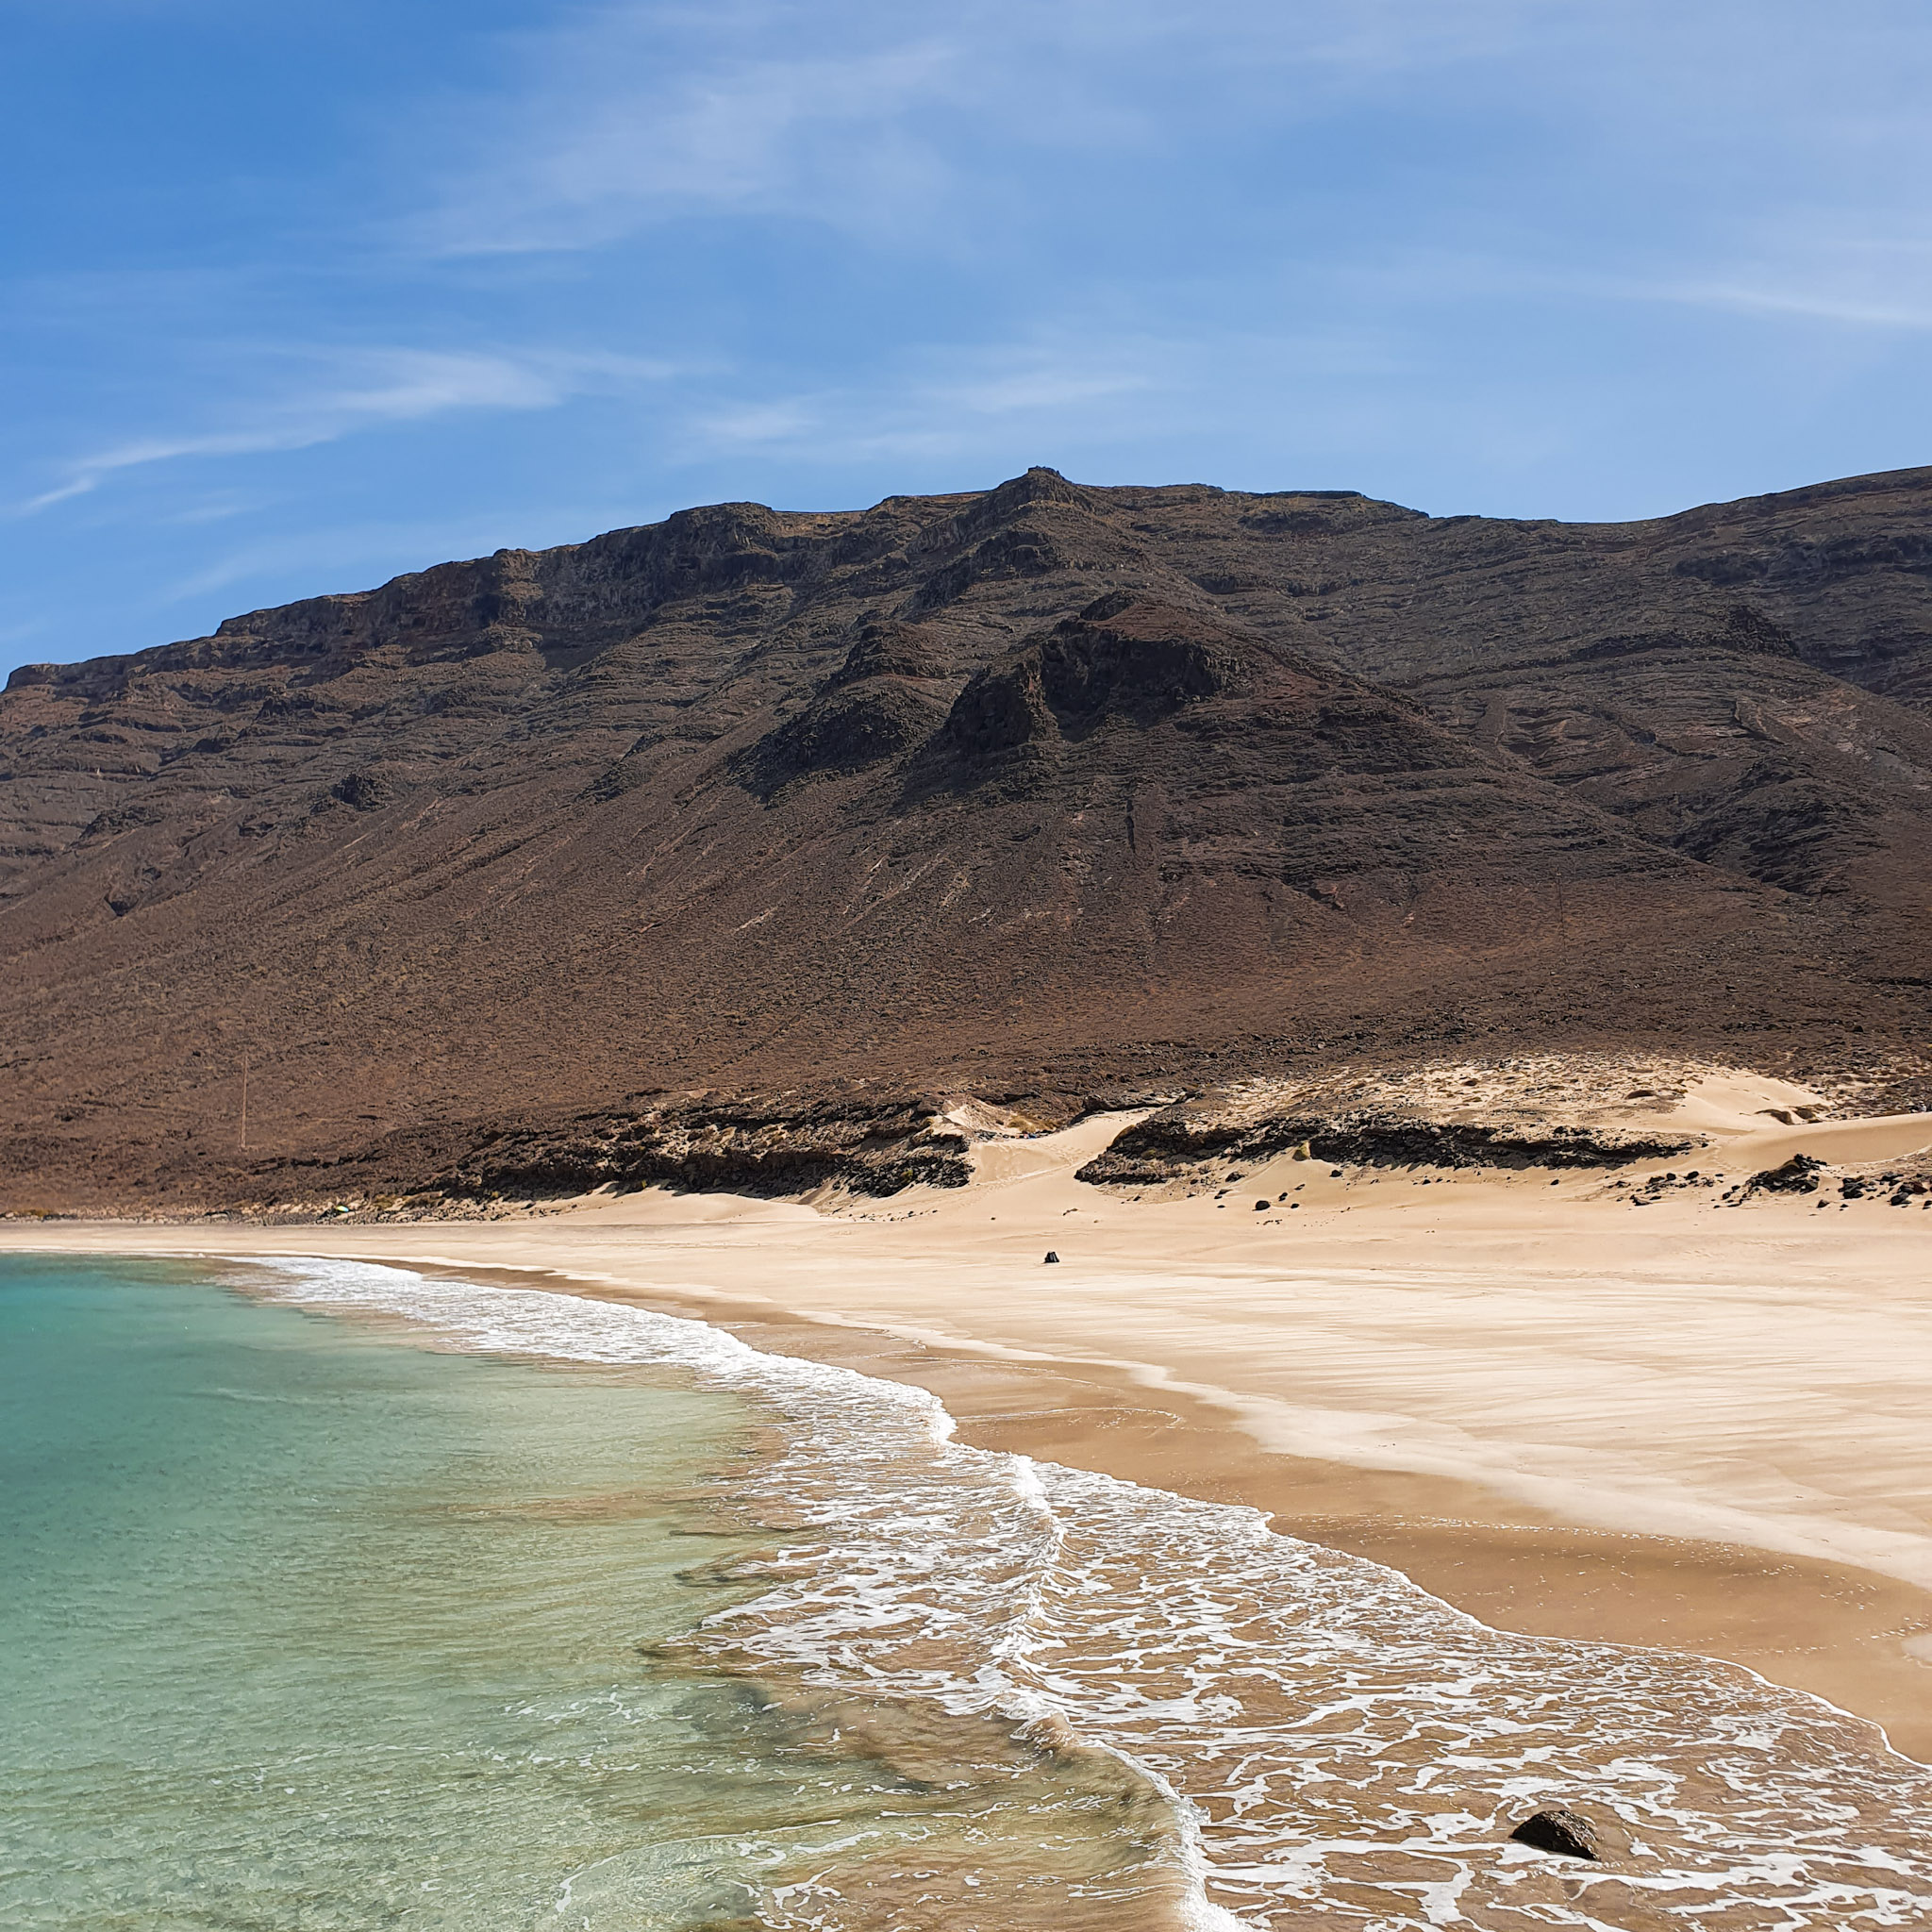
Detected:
left=5, top=1251, right=1931, bottom=1930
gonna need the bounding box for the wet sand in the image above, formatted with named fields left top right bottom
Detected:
left=6, top=1082, right=1929, bottom=1758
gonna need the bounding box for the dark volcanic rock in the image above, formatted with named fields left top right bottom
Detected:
left=438, top=1099, right=973, bottom=1201
left=1038, top=593, right=1252, bottom=726
left=1507, top=1806, right=1610, bottom=1860
left=1744, top=1152, right=1827, bottom=1195
left=741, top=678, right=952, bottom=795
left=1078, top=1101, right=1693, bottom=1187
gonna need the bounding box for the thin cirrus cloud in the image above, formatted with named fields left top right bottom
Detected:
left=1527, top=214, right=1932, bottom=337
left=1651, top=280, right=1932, bottom=332
left=1650, top=230, right=1932, bottom=333
left=426, top=39, right=963, bottom=254
left=691, top=352, right=1158, bottom=462
left=415, top=0, right=1545, bottom=257
left=400, top=0, right=1932, bottom=474
left=675, top=322, right=1430, bottom=487
left=20, top=346, right=680, bottom=514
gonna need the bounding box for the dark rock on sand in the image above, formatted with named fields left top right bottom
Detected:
left=433, top=1096, right=974, bottom=1202
left=1078, top=1099, right=1694, bottom=1189
left=1745, top=1153, right=1827, bottom=1195
left=1508, top=1805, right=1609, bottom=1860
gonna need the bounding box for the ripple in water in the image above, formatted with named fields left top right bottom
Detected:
left=258, top=1258, right=1932, bottom=1930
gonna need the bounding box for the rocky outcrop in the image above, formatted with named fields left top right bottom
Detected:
left=924, top=594, right=1267, bottom=776
left=1077, top=1098, right=1693, bottom=1185
left=434, top=1097, right=974, bottom=1200
left=1740, top=1152, right=1827, bottom=1196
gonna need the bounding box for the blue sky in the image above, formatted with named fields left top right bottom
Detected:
left=6, top=1, right=1932, bottom=674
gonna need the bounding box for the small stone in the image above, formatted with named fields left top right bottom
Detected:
left=1254, top=1199, right=1269, bottom=1210
left=1042, top=1250, right=1059, bottom=1264
left=1508, top=1806, right=1604, bottom=1860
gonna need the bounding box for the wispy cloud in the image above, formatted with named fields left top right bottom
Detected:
left=687, top=342, right=1158, bottom=465
left=1541, top=223, right=1932, bottom=334
left=1656, top=283, right=1932, bottom=331
left=1634, top=236, right=1932, bottom=333
left=415, top=0, right=1553, bottom=258
left=677, top=323, right=1410, bottom=474
left=423, top=9, right=965, bottom=255
left=20, top=345, right=679, bottom=513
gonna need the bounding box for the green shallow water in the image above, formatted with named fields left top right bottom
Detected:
left=0, top=1255, right=887, bottom=1929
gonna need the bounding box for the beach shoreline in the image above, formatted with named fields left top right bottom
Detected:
left=7, top=1092, right=1931, bottom=1762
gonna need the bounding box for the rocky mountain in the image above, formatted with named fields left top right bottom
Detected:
left=2, top=465, right=1928, bottom=1208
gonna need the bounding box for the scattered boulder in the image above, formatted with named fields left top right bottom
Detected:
left=1744, top=1152, right=1825, bottom=1195
left=1508, top=1805, right=1607, bottom=1860
left=1254, top=1198, right=1270, bottom=1210
left=1043, top=1250, right=1060, bottom=1264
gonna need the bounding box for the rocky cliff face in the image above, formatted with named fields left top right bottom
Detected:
left=2, top=465, right=1928, bottom=1208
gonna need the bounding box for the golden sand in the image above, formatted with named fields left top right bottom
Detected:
left=8, top=1071, right=1929, bottom=1756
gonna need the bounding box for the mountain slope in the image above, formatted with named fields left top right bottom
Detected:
left=2, top=466, right=1928, bottom=1207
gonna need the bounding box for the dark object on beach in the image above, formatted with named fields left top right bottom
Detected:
left=1508, top=1806, right=1605, bottom=1860
left=1254, top=1199, right=1270, bottom=1210
left=1043, top=1250, right=1059, bottom=1264
left=1747, top=1153, right=1826, bottom=1195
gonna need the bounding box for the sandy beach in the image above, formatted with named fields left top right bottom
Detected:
left=8, top=1075, right=1930, bottom=1760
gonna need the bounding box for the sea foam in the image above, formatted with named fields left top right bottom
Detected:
left=249, top=1256, right=1932, bottom=1930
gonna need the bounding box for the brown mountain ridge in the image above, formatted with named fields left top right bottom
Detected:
left=2, top=464, right=1929, bottom=1208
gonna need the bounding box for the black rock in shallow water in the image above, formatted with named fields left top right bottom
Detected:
left=1508, top=1806, right=1604, bottom=1860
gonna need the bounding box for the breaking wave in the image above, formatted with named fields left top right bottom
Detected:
left=250, top=1257, right=1932, bottom=1929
